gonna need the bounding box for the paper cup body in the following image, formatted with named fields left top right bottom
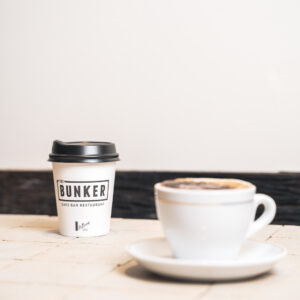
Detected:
left=52, top=162, right=116, bottom=237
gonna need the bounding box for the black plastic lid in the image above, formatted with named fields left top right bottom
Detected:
left=48, top=140, right=119, bottom=163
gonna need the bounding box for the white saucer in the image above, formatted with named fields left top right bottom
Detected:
left=126, top=238, right=286, bottom=281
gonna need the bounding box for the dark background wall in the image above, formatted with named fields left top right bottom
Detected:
left=0, top=171, right=299, bottom=225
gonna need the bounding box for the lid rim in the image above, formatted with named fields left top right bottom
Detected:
left=49, top=153, right=119, bottom=158
left=48, top=158, right=119, bottom=163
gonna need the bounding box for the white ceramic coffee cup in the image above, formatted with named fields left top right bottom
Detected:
left=155, top=178, right=276, bottom=260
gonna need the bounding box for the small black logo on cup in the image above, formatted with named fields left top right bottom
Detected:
left=57, top=180, right=109, bottom=202
left=75, top=221, right=90, bottom=231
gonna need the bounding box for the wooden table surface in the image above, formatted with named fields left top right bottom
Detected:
left=0, top=214, right=298, bottom=300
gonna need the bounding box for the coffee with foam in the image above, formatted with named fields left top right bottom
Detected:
left=161, top=178, right=251, bottom=190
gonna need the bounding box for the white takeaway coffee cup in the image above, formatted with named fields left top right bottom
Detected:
left=49, top=140, right=119, bottom=237
left=155, top=178, right=276, bottom=260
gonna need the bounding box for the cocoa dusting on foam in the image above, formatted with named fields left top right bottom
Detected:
left=161, top=178, right=249, bottom=190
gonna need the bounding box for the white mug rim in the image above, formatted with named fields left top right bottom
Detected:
left=155, top=178, right=255, bottom=194
left=155, top=178, right=256, bottom=204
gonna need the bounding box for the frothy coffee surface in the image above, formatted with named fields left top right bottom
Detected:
left=161, top=178, right=250, bottom=190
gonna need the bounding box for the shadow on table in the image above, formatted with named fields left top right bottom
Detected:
left=124, top=263, right=273, bottom=284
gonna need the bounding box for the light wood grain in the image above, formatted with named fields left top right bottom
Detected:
left=0, top=215, right=297, bottom=300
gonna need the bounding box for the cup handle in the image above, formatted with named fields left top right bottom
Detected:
left=246, top=194, right=276, bottom=239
